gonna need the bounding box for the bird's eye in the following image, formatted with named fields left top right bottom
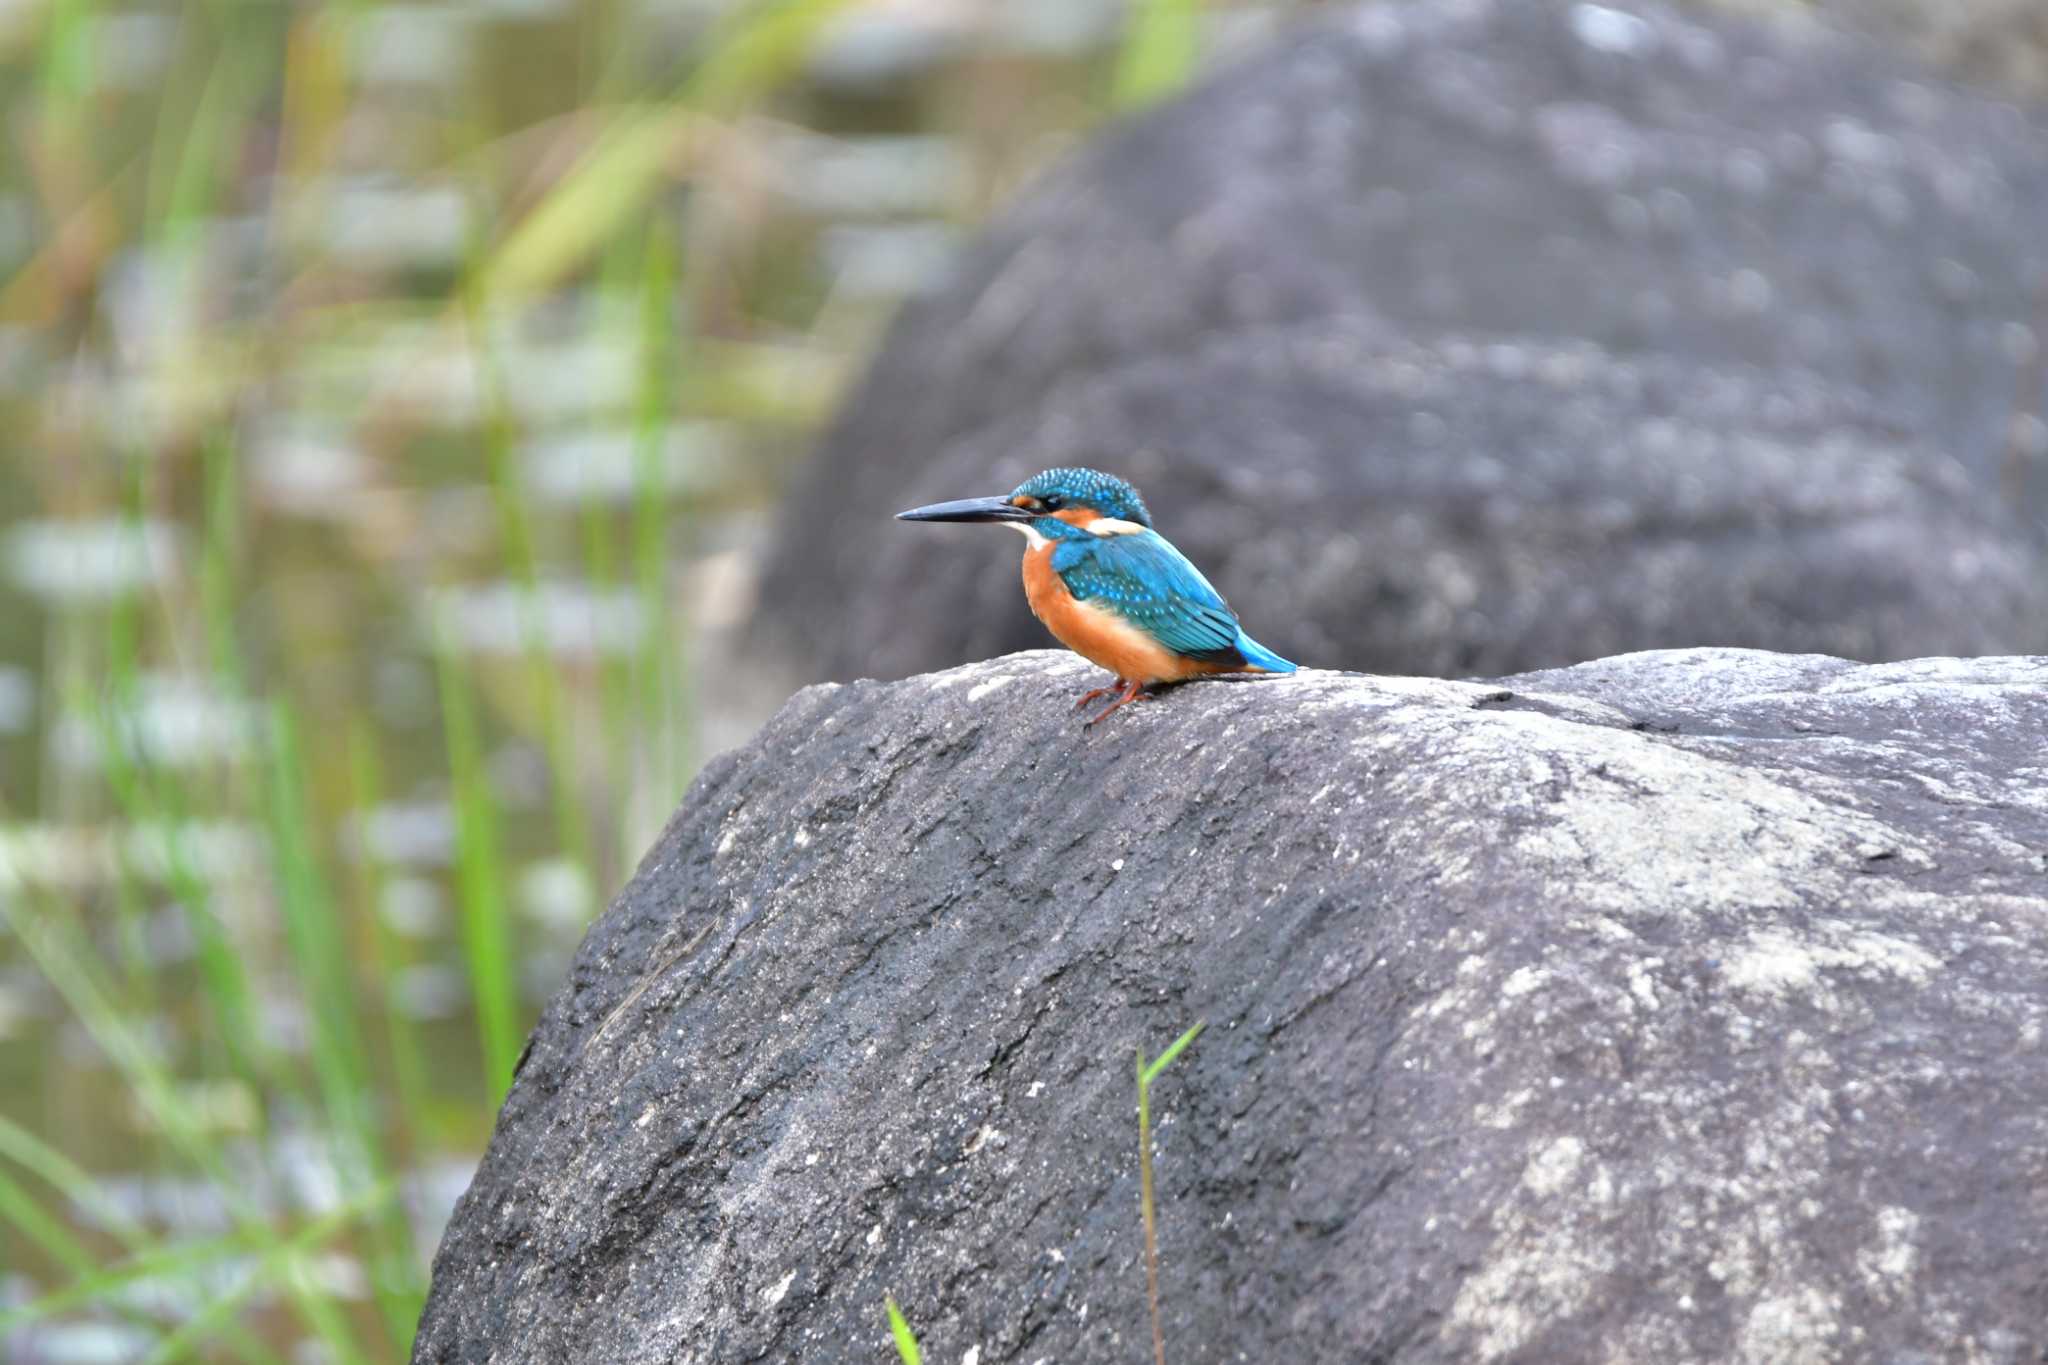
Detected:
left=1041, top=495, right=1064, bottom=511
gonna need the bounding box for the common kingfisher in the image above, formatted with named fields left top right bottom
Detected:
left=896, top=467, right=1297, bottom=723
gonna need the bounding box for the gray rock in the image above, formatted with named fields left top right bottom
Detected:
left=757, top=0, right=2048, bottom=683
left=810, top=328, right=2043, bottom=680
left=413, top=648, right=2048, bottom=1364
left=1703, top=0, right=2048, bottom=98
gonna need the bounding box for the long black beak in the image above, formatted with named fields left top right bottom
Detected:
left=895, top=495, right=1039, bottom=524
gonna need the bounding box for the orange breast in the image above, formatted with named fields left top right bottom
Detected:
left=1021, top=542, right=1236, bottom=685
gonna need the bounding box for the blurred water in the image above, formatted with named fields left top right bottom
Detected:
left=355, top=800, right=458, bottom=869
left=0, top=821, right=266, bottom=892
left=319, top=182, right=473, bottom=270
left=819, top=221, right=959, bottom=297
left=7, top=1322, right=157, bottom=1365
left=49, top=676, right=259, bottom=771
left=522, top=421, right=741, bottom=502
left=431, top=581, right=649, bottom=655
left=4, top=521, right=180, bottom=603
left=774, top=132, right=969, bottom=215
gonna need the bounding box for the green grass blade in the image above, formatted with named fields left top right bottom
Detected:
left=262, top=700, right=417, bottom=1353
left=74, top=684, right=270, bottom=1095
left=1141, top=1020, right=1205, bottom=1086
left=131, top=1185, right=393, bottom=1365
left=3, top=890, right=369, bottom=1362
left=36, top=0, right=97, bottom=117
left=344, top=722, right=433, bottom=1346
left=473, top=0, right=853, bottom=301
left=0, top=1112, right=151, bottom=1248
left=434, top=608, right=522, bottom=1098
left=262, top=703, right=378, bottom=1164
left=0, top=1163, right=101, bottom=1279
left=885, top=1295, right=923, bottom=1365
left=0, top=1225, right=262, bottom=1336
left=1, top=889, right=236, bottom=1196
left=681, top=0, right=857, bottom=116
left=465, top=291, right=598, bottom=896
left=634, top=213, right=687, bottom=836
left=0, top=1172, right=286, bottom=1365
left=1137, top=1020, right=1204, bottom=1365
left=474, top=109, right=689, bottom=302
left=345, top=725, right=435, bottom=1140
left=1114, top=0, right=1204, bottom=111
left=582, top=249, right=639, bottom=887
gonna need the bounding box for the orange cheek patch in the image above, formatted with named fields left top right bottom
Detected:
left=1052, top=508, right=1097, bottom=528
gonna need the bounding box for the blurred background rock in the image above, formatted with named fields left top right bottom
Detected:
left=0, top=1, right=2041, bottom=1362
left=1707, top=0, right=2048, bottom=97
left=759, top=1, right=2048, bottom=682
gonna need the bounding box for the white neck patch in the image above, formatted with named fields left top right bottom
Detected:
left=1086, top=518, right=1149, bottom=537
left=1007, top=520, right=1051, bottom=549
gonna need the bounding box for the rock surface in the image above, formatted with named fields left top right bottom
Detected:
left=757, top=0, right=2048, bottom=684
left=414, top=648, right=2048, bottom=1364
left=1706, top=0, right=2048, bottom=97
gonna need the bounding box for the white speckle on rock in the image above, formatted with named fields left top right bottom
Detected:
left=1110, top=858, right=1124, bottom=872
left=794, top=827, right=812, bottom=848
left=962, top=1347, right=981, bottom=1365
left=1856, top=1206, right=1919, bottom=1301
left=1449, top=1200, right=1614, bottom=1358
left=1026, top=1080, right=1044, bottom=1098
left=1739, top=1286, right=1840, bottom=1360
left=866, top=1223, right=882, bottom=1247
left=1720, top=924, right=1941, bottom=1004
left=1523, top=1135, right=1586, bottom=1197
left=1727, top=267, right=1773, bottom=313
left=1473, top=1086, right=1537, bottom=1129
left=1570, top=3, right=1653, bottom=56
left=763, top=1270, right=795, bottom=1306
left=967, top=676, right=1012, bottom=702
left=717, top=828, right=737, bottom=855
left=1626, top=961, right=1661, bottom=1012
left=963, top=1124, right=1000, bottom=1156
left=1720, top=932, right=1827, bottom=999
left=1500, top=965, right=1550, bottom=999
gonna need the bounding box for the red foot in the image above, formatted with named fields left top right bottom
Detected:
left=1084, top=677, right=1150, bottom=726
left=1073, top=679, right=1127, bottom=711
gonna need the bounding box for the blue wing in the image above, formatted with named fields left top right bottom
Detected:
left=1051, top=531, right=1248, bottom=664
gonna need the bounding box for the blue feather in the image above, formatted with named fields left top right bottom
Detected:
left=1231, top=631, right=1297, bottom=674
left=1052, top=531, right=1296, bottom=672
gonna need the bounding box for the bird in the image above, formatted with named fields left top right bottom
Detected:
left=895, top=467, right=1296, bottom=723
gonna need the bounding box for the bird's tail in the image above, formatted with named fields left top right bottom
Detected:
left=1234, top=632, right=1297, bottom=674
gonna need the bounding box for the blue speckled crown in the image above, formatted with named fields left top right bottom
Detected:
left=1010, top=468, right=1153, bottom=527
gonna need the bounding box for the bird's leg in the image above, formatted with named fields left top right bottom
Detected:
left=1084, top=677, right=1150, bottom=726
left=1073, top=677, right=1127, bottom=710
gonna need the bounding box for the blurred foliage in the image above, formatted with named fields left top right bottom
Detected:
left=0, top=0, right=1273, bottom=1359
